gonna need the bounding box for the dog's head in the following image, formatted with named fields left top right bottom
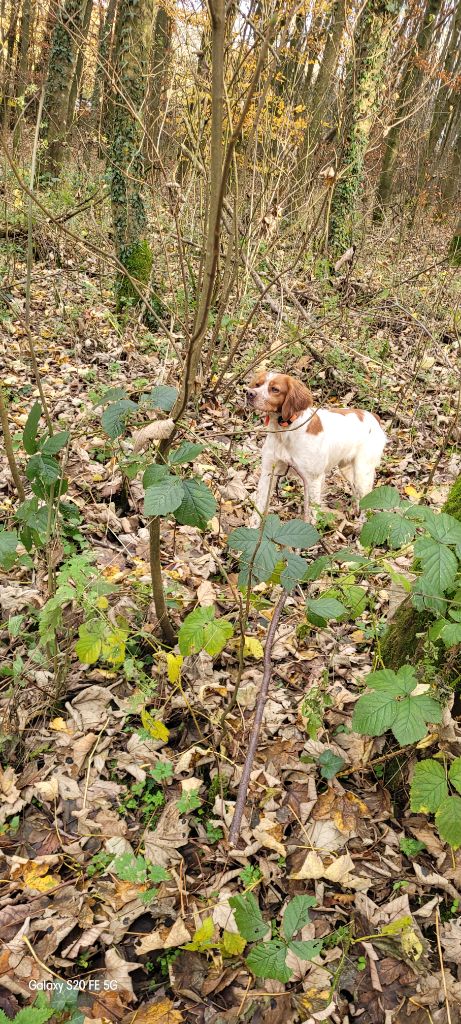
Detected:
left=246, top=372, right=312, bottom=421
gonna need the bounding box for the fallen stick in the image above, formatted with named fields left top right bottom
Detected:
left=228, top=590, right=288, bottom=847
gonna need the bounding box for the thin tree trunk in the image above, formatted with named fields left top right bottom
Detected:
left=144, top=4, right=172, bottom=172
left=40, top=0, right=84, bottom=176
left=1, top=6, right=19, bottom=129
left=296, top=0, right=346, bottom=183
left=328, top=0, right=394, bottom=259
left=67, top=0, right=93, bottom=129
left=373, top=0, right=443, bottom=219
left=91, top=0, right=117, bottom=142
left=109, top=0, right=154, bottom=310
left=14, top=0, right=33, bottom=98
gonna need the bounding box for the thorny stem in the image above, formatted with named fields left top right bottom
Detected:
left=228, top=589, right=288, bottom=847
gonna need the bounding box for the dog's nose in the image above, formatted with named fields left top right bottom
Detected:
left=246, top=388, right=256, bottom=401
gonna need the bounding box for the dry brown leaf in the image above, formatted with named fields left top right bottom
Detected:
left=136, top=918, right=191, bottom=954
left=125, top=998, right=184, bottom=1024
left=132, top=418, right=175, bottom=451
left=313, top=788, right=369, bottom=833
left=144, top=801, right=189, bottom=868
left=290, top=850, right=324, bottom=880
left=104, top=948, right=137, bottom=1000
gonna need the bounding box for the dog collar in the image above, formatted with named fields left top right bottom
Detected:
left=263, top=413, right=300, bottom=427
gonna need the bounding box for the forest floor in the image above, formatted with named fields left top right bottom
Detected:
left=1, top=205, right=461, bottom=1024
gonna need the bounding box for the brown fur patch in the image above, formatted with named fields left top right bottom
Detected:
left=332, top=408, right=365, bottom=422
left=306, top=413, right=323, bottom=435
left=251, top=371, right=268, bottom=387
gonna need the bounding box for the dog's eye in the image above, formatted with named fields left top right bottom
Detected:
left=271, top=387, right=279, bottom=393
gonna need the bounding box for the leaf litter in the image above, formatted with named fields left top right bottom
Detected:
left=1, top=226, right=461, bottom=1023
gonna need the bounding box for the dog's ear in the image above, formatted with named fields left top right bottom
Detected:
left=281, top=377, right=312, bottom=421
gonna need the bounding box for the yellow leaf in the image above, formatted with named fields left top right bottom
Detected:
left=184, top=917, right=215, bottom=951
left=49, top=717, right=71, bottom=733
left=166, top=652, right=183, bottom=684
left=401, top=925, right=423, bottom=961
left=96, top=596, right=109, bottom=610
left=382, top=915, right=412, bottom=936
left=130, top=997, right=184, bottom=1024
left=243, top=636, right=264, bottom=659
left=220, top=930, right=247, bottom=956
left=141, top=710, right=169, bottom=743
left=404, top=485, right=422, bottom=501
left=23, top=863, right=60, bottom=892
left=351, top=629, right=364, bottom=642
left=101, top=627, right=127, bottom=665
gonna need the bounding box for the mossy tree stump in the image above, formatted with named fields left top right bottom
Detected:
left=381, top=473, right=461, bottom=670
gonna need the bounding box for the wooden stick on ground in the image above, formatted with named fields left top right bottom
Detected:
left=228, top=590, right=288, bottom=847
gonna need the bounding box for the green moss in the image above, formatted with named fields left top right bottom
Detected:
left=444, top=473, right=461, bottom=519
left=449, top=234, right=461, bottom=267
left=116, top=240, right=153, bottom=311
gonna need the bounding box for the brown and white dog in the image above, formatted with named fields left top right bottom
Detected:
left=246, top=371, right=387, bottom=525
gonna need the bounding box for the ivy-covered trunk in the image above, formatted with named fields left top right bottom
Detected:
left=373, top=0, right=442, bottom=220
left=381, top=473, right=461, bottom=669
left=327, top=0, right=392, bottom=260
left=91, top=0, right=117, bottom=138
left=109, top=0, right=154, bottom=312
left=40, top=0, right=84, bottom=176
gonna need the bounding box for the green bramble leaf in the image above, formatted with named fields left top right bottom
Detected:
left=282, top=895, right=316, bottom=941
left=40, top=431, right=69, bottom=455
left=173, top=477, right=217, bottom=528
left=148, top=385, right=178, bottom=411
left=0, top=530, right=19, bottom=569
left=229, top=893, right=267, bottom=941
left=414, top=537, right=458, bottom=594
left=144, top=475, right=184, bottom=516
left=169, top=441, right=205, bottom=465
left=287, top=939, right=323, bottom=961
left=75, top=624, right=102, bottom=665
left=352, top=667, right=442, bottom=744
left=307, top=596, right=348, bottom=621
left=271, top=520, right=319, bottom=548
left=246, top=940, right=292, bottom=982
left=101, top=398, right=137, bottom=439
left=449, top=758, right=461, bottom=796
left=410, top=760, right=448, bottom=813
left=178, top=605, right=233, bottom=657
left=435, top=796, right=461, bottom=849
left=424, top=512, right=461, bottom=546
left=184, top=917, right=215, bottom=951
left=360, top=486, right=402, bottom=510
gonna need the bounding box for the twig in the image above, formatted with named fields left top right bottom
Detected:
left=228, top=589, right=288, bottom=846
left=0, top=387, right=25, bottom=501
left=435, top=906, right=453, bottom=1024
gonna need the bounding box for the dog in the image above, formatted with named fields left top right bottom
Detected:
left=246, top=371, right=387, bottom=525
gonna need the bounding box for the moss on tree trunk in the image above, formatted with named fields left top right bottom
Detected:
left=327, top=0, right=392, bottom=260
left=381, top=473, right=461, bottom=670
left=109, top=0, right=154, bottom=312
left=40, top=0, right=83, bottom=177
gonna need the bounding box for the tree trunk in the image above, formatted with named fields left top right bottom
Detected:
left=327, top=0, right=393, bottom=260
left=91, top=0, right=117, bottom=134
left=67, top=0, right=93, bottom=129
left=40, top=0, right=84, bottom=176
left=1, top=5, right=19, bottom=129
left=381, top=474, right=461, bottom=668
left=144, top=4, right=172, bottom=173
left=297, top=0, right=346, bottom=182
left=109, top=0, right=154, bottom=311
left=373, top=0, right=442, bottom=219
left=14, top=0, right=33, bottom=99
left=449, top=211, right=461, bottom=266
